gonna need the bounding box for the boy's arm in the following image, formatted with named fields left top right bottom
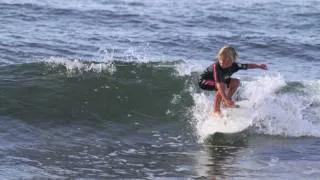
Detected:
left=215, top=83, right=234, bottom=105
left=247, top=64, right=268, bottom=70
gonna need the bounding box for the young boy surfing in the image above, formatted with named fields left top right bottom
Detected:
left=199, top=45, right=268, bottom=117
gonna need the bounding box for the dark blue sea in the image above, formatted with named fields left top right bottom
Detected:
left=0, top=0, right=320, bottom=179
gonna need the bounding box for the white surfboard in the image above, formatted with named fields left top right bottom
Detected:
left=198, top=100, right=254, bottom=136
left=214, top=100, right=253, bottom=133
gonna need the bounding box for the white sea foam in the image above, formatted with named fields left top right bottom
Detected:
left=174, top=59, right=210, bottom=76
left=40, top=44, right=163, bottom=74
left=246, top=77, right=320, bottom=137
left=42, top=57, right=116, bottom=75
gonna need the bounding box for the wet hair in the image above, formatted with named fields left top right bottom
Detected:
left=217, top=45, right=239, bottom=62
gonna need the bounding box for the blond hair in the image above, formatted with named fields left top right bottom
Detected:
left=217, top=45, right=239, bottom=62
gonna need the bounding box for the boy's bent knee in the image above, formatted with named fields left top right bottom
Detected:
left=230, top=78, right=240, bottom=87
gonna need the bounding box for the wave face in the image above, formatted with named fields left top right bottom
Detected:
left=0, top=59, right=193, bottom=126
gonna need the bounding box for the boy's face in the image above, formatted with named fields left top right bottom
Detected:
left=218, top=57, right=233, bottom=68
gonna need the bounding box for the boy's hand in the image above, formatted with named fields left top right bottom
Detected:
left=225, top=99, right=237, bottom=108
left=259, top=64, right=268, bottom=70
left=226, top=99, right=235, bottom=106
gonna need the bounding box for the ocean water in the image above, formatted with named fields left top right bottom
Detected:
left=0, top=0, right=320, bottom=179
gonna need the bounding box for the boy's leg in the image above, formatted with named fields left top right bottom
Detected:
left=221, top=78, right=240, bottom=108
left=226, top=78, right=240, bottom=99
left=213, top=91, right=223, bottom=116
left=213, top=79, right=240, bottom=116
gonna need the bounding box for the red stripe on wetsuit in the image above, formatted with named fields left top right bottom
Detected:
left=213, top=64, right=218, bottom=82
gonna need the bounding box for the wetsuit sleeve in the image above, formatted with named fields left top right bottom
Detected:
left=237, top=63, right=248, bottom=70
left=232, top=63, right=248, bottom=73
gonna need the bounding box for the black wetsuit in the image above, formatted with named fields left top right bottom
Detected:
left=199, top=62, right=248, bottom=91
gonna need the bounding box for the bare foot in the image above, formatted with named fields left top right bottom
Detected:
left=222, top=101, right=239, bottom=108
left=222, top=101, right=228, bottom=107
left=211, top=111, right=222, bottom=118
